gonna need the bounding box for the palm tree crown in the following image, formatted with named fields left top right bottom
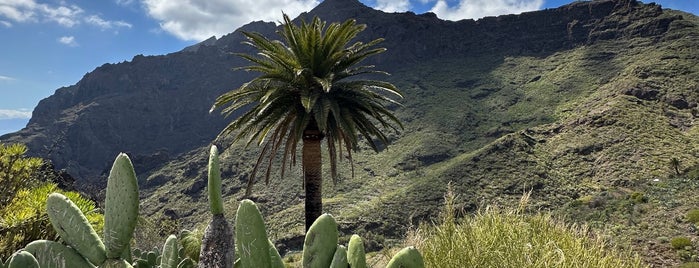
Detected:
left=212, top=14, right=402, bottom=230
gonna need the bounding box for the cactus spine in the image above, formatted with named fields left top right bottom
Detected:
left=235, top=199, right=273, bottom=268
left=198, top=145, right=235, bottom=268
left=347, top=234, right=367, bottom=268
left=302, top=214, right=339, bottom=268
left=385, top=246, right=425, bottom=268
left=104, top=153, right=140, bottom=259
left=45, top=192, right=107, bottom=265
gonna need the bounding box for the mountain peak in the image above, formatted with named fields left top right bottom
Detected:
left=304, top=0, right=375, bottom=22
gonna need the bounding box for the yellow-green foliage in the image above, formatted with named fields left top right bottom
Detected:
left=671, top=237, right=693, bottom=250
left=0, top=143, right=43, bottom=207
left=408, top=190, right=647, bottom=268
left=0, top=183, right=103, bottom=259
left=687, top=209, right=699, bottom=225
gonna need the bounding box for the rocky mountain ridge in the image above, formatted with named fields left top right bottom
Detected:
left=2, top=0, right=698, bottom=265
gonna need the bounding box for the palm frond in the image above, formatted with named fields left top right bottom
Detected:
left=212, top=14, right=403, bottom=194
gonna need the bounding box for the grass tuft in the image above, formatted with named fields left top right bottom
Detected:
left=407, top=185, right=647, bottom=268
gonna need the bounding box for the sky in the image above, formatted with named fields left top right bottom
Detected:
left=1, top=0, right=698, bottom=135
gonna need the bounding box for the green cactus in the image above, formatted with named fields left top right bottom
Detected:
left=347, top=234, right=366, bottom=268
left=45, top=192, right=107, bottom=265
left=101, top=259, right=134, bottom=268
left=23, top=240, right=96, bottom=268
left=104, top=153, right=140, bottom=259
left=235, top=199, right=272, bottom=268
left=268, top=239, right=284, bottom=268
left=385, top=246, right=425, bottom=268
left=329, top=245, right=348, bottom=268
left=302, top=214, right=339, bottom=268
left=161, top=235, right=180, bottom=268
left=198, top=145, right=234, bottom=268
left=7, top=251, right=39, bottom=268
left=177, top=258, right=195, bottom=268
left=207, top=145, right=224, bottom=215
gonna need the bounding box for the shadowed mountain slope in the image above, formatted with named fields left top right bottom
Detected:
left=2, top=0, right=698, bottom=265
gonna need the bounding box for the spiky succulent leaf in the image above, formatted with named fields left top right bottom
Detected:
left=302, top=214, right=338, bottom=268
left=24, top=240, right=96, bottom=268
left=46, top=192, right=107, bottom=265
left=386, top=246, right=425, bottom=268
left=235, top=199, right=272, bottom=268
left=104, top=153, right=139, bottom=258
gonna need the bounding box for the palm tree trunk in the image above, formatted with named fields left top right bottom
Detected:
left=303, top=128, right=324, bottom=231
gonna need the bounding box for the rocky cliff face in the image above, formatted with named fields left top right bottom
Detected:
left=1, top=0, right=683, bottom=187
left=1, top=1, right=698, bottom=264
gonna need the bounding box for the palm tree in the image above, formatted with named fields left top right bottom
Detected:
left=211, top=14, right=403, bottom=230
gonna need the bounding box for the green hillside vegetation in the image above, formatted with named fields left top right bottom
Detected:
left=0, top=144, right=104, bottom=260
left=409, top=188, right=646, bottom=268
left=136, top=8, right=699, bottom=267
left=1, top=3, right=696, bottom=267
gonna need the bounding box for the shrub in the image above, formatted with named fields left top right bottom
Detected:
left=671, top=236, right=693, bottom=250
left=0, top=182, right=103, bottom=259
left=629, top=192, right=648, bottom=204
left=408, top=188, right=647, bottom=268
left=687, top=209, right=699, bottom=225
left=0, top=143, right=43, bottom=207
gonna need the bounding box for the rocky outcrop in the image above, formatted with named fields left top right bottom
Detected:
left=0, top=0, right=688, bottom=190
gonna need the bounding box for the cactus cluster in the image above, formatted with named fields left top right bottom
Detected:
left=15, top=153, right=140, bottom=267
left=11, top=146, right=423, bottom=268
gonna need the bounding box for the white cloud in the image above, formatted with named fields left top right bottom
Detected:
left=141, top=0, right=320, bottom=41
left=0, top=75, right=14, bottom=81
left=58, top=36, right=78, bottom=47
left=428, top=0, right=544, bottom=21
left=0, top=0, right=83, bottom=27
left=1, top=0, right=130, bottom=29
left=86, top=14, right=132, bottom=30
left=0, top=109, right=32, bottom=119
left=38, top=3, right=83, bottom=27
left=374, top=0, right=411, bottom=12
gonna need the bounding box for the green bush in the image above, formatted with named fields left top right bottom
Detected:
left=0, top=143, right=43, bottom=208
left=408, top=189, right=647, bottom=268
left=670, top=236, right=693, bottom=250
left=0, top=182, right=103, bottom=260
left=687, top=209, right=699, bottom=225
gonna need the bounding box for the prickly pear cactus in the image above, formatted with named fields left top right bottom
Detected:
left=198, top=145, right=235, bottom=268
left=7, top=251, right=39, bottom=268
left=329, top=245, right=348, bottom=268
left=104, top=153, right=139, bottom=259
left=268, top=239, right=284, bottom=268
left=46, top=192, right=107, bottom=265
left=347, top=234, right=366, bottom=268
left=161, top=235, right=180, bottom=268
left=236, top=199, right=272, bottom=268
left=302, top=214, right=339, bottom=268
left=101, top=258, right=134, bottom=268
left=386, top=246, right=425, bottom=268
left=23, top=240, right=96, bottom=268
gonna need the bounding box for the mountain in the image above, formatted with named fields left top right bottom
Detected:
left=2, top=0, right=698, bottom=265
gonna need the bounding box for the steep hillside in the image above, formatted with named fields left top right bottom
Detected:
left=2, top=0, right=698, bottom=265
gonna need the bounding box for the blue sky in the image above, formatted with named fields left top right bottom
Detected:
left=1, top=0, right=697, bottom=135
